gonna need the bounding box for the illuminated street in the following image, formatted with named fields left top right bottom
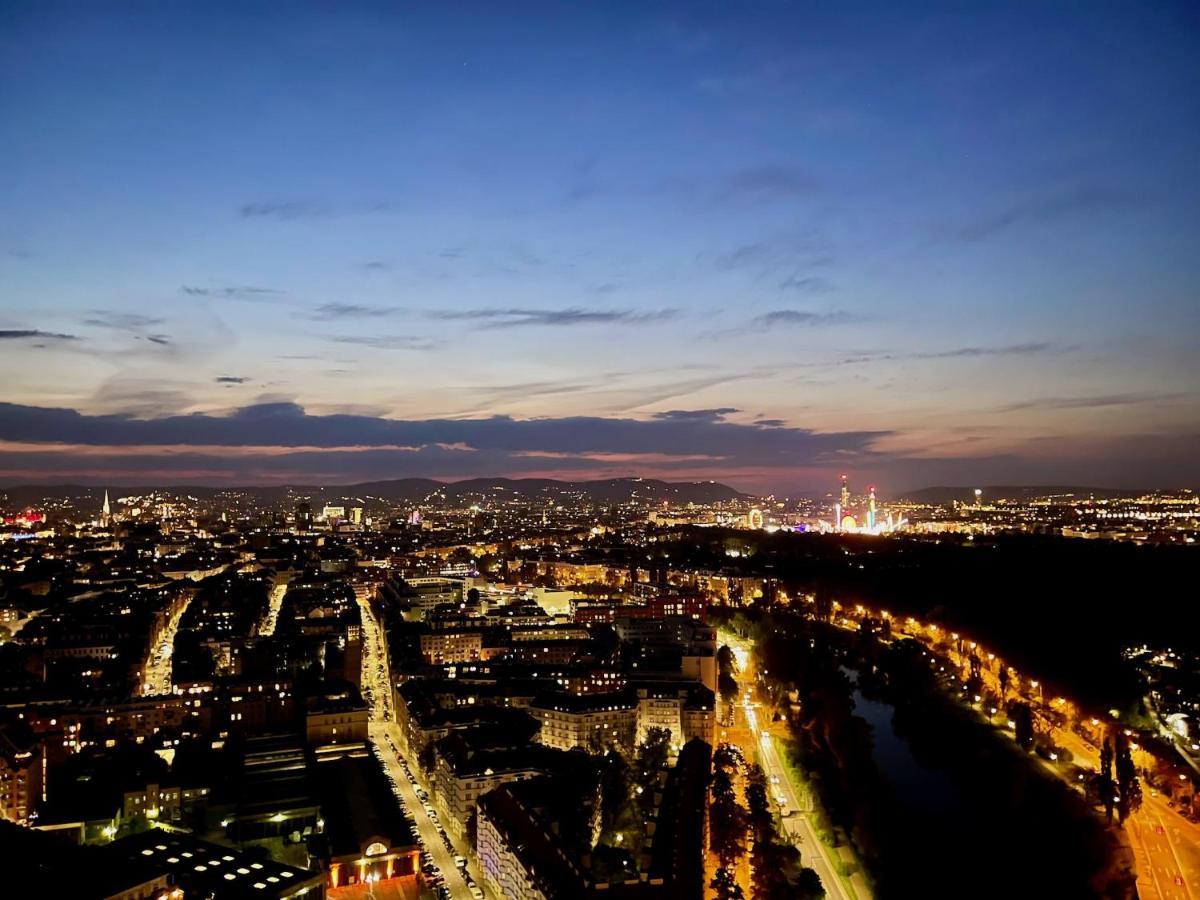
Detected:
left=354, top=589, right=486, bottom=900
left=840, top=606, right=1200, bottom=900
left=141, top=594, right=192, bottom=696
left=720, top=634, right=862, bottom=900
left=256, top=581, right=289, bottom=637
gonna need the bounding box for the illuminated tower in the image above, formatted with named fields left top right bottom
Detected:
left=839, top=474, right=850, bottom=510
left=101, top=489, right=111, bottom=527
left=868, top=486, right=877, bottom=531
left=974, top=488, right=983, bottom=507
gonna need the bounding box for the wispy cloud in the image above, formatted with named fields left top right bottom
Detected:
left=310, top=303, right=401, bottom=320
left=429, top=307, right=678, bottom=329
left=992, top=391, right=1189, bottom=413
left=754, top=309, right=856, bottom=328
left=239, top=199, right=396, bottom=220
left=722, top=164, right=816, bottom=203
left=215, top=375, right=249, bottom=385
left=82, top=311, right=165, bottom=330
left=240, top=200, right=328, bottom=220
left=955, top=187, right=1134, bottom=241
left=836, top=342, right=1060, bottom=365
left=0, top=329, right=78, bottom=342
left=181, top=285, right=282, bottom=300
left=329, top=335, right=439, bottom=350
left=652, top=408, right=739, bottom=422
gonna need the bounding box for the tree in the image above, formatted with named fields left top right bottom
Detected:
left=744, top=764, right=773, bottom=842
left=709, top=762, right=749, bottom=868
left=719, top=671, right=740, bottom=706
left=793, top=867, right=826, bottom=900
left=711, top=866, right=745, bottom=900
left=1010, top=702, right=1034, bottom=752
left=718, top=644, right=737, bottom=676
left=1098, top=736, right=1116, bottom=824
left=1115, top=738, right=1142, bottom=823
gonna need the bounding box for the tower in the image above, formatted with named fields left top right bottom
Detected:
left=839, top=474, right=850, bottom=510
left=868, top=485, right=877, bottom=531
left=101, top=489, right=111, bottom=527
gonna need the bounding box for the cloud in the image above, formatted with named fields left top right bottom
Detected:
left=329, top=335, right=439, bottom=350
left=991, top=391, right=1189, bottom=414
left=955, top=187, right=1133, bottom=241
left=837, top=343, right=1058, bottom=365
left=0, top=400, right=885, bottom=465
left=722, top=164, right=816, bottom=202
left=754, top=310, right=856, bottom=328
left=652, top=408, right=739, bottom=422
left=310, top=303, right=400, bottom=320
left=82, top=311, right=165, bottom=330
left=0, top=329, right=78, bottom=342
left=240, top=200, right=328, bottom=220
left=181, top=285, right=282, bottom=300
left=429, top=307, right=678, bottom=329
left=709, top=231, right=833, bottom=293
left=359, top=261, right=389, bottom=271
left=215, top=376, right=249, bottom=385
left=779, top=275, right=833, bottom=293
left=239, top=200, right=396, bottom=220
left=143, top=335, right=171, bottom=346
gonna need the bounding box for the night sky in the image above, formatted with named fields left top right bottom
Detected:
left=2, top=1, right=1198, bottom=492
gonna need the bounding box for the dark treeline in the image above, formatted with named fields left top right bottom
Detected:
left=639, top=529, right=1199, bottom=710
left=726, top=609, right=1134, bottom=899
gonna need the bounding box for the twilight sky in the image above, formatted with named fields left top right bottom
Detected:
left=2, top=1, right=1198, bottom=493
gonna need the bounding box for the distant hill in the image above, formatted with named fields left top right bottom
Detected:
left=0, top=477, right=746, bottom=508
left=899, top=485, right=1138, bottom=505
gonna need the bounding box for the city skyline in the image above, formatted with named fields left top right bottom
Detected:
left=3, top=2, right=1199, bottom=492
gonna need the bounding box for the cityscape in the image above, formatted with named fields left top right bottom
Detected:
left=1, top=478, right=1198, bottom=898
left=2, top=3, right=1199, bottom=900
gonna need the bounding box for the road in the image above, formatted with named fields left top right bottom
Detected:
left=355, top=590, right=485, bottom=900
left=721, top=631, right=861, bottom=900
left=257, top=582, right=289, bottom=637
left=744, top=697, right=855, bottom=900
left=1053, top=728, right=1200, bottom=900
left=141, top=594, right=192, bottom=695
left=865, top=610, right=1200, bottom=900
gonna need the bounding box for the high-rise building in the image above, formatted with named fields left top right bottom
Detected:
left=295, top=502, right=313, bottom=529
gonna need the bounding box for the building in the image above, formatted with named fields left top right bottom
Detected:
left=101, top=830, right=324, bottom=899
left=310, top=752, right=420, bottom=890
left=475, top=778, right=594, bottom=900
left=474, top=740, right=711, bottom=900
left=305, top=686, right=369, bottom=747
left=420, top=629, right=489, bottom=665
left=634, top=683, right=715, bottom=747
left=529, top=690, right=638, bottom=753
left=228, top=735, right=320, bottom=843
left=431, top=736, right=566, bottom=840
left=0, top=821, right=324, bottom=899
left=0, top=724, right=41, bottom=825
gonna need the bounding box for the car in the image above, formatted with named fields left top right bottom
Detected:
left=469, top=887, right=484, bottom=899
left=454, top=856, right=467, bottom=868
